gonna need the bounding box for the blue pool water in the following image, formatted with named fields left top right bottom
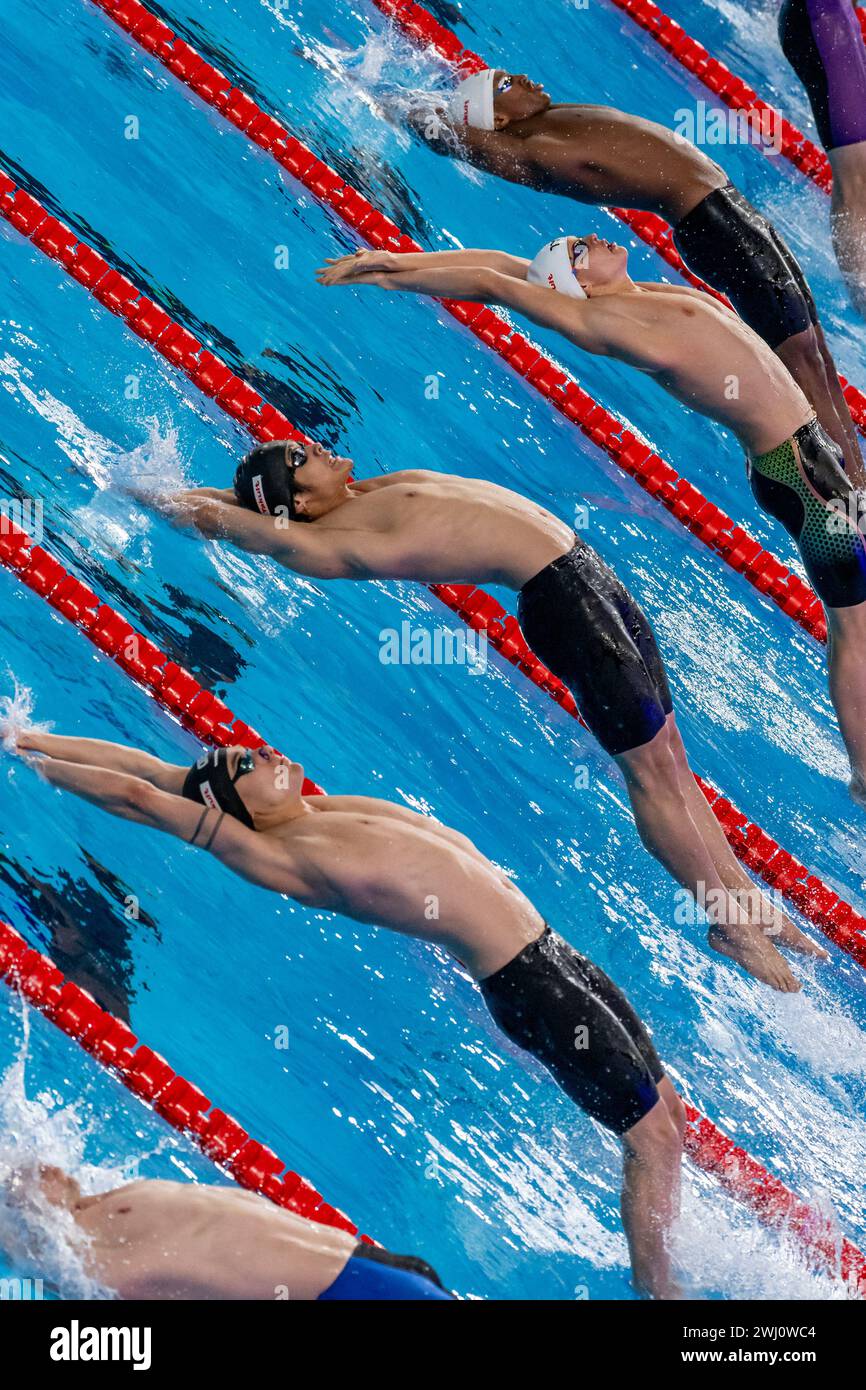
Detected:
left=0, top=0, right=864, bottom=1300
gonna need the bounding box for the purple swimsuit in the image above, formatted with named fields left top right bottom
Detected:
left=779, top=0, right=866, bottom=151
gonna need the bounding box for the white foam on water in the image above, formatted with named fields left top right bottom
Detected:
left=674, top=1180, right=851, bottom=1300
left=0, top=677, right=51, bottom=756
left=0, top=1007, right=124, bottom=1299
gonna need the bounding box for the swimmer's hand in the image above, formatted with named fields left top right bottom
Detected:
left=316, top=250, right=402, bottom=286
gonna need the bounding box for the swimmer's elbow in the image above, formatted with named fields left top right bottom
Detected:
left=485, top=251, right=529, bottom=280
left=481, top=267, right=523, bottom=304
left=113, top=775, right=160, bottom=821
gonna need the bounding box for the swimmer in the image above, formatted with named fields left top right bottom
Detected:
left=4, top=1165, right=453, bottom=1300
left=141, top=451, right=821, bottom=990
left=316, top=241, right=866, bottom=808
left=411, top=67, right=864, bottom=482
left=10, top=730, right=686, bottom=1299
left=780, top=0, right=866, bottom=319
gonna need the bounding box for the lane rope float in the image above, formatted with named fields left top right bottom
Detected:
left=83, top=0, right=829, bottom=642
left=0, top=918, right=369, bottom=1238
left=3, top=163, right=865, bottom=968
left=1, top=205, right=864, bottom=1298
left=366, top=0, right=866, bottom=437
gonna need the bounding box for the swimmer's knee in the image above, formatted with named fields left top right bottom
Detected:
left=622, top=1096, right=683, bottom=1163
left=617, top=723, right=681, bottom=797
left=661, top=715, right=691, bottom=774
left=658, top=1080, right=688, bottom=1142
left=776, top=326, right=829, bottom=381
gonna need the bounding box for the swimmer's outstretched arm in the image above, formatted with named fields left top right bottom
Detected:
left=319, top=252, right=630, bottom=357
left=29, top=758, right=310, bottom=896
left=143, top=490, right=355, bottom=579
left=318, top=247, right=530, bottom=284
left=14, top=732, right=186, bottom=792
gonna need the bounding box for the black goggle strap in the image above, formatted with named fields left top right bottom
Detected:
left=189, top=805, right=226, bottom=851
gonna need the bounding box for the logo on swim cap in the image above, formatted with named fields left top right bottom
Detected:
left=448, top=70, right=496, bottom=131
left=198, top=779, right=220, bottom=811
left=251, top=474, right=270, bottom=516
left=526, top=237, right=587, bottom=300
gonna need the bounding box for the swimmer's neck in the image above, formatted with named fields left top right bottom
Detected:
left=585, top=274, right=641, bottom=299
left=252, top=798, right=318, bottom=833
left=501, top=103, right=582, bottom=137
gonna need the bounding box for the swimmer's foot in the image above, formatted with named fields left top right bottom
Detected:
left=765, top=913, right=829, bottom=960
left=708, top=922, right=802, bottom=992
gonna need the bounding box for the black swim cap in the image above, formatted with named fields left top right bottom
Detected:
left=233, top=440, right=306, bottom=520
left=182, top=748, right=255, bottom=829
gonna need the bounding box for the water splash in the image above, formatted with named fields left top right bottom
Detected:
left=66, top=417, right=189, bottom=565
left=0, top=677, right=51, bottom=757
left=0, top=1006, right=122, bottom=1299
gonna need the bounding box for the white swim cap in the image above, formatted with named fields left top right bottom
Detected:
left=526, top=237, right=588, bottom=299
left=448, top=69, right=496, bottom=130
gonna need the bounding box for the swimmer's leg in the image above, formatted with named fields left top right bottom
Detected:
left=825, top=600, right=866, bottom=804
left=829, top=143, right=866, bottom=323
left=615, top=721, right=801, bottom=991
left=776, top=325, right=864, bottom=483
left=621, top=1092, right=684, bottom=1301
left=809, top=318, right=866, bottom=488
left=665, top=714, right=827, bottom=963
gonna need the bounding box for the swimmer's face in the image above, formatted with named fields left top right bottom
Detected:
left=227, top=745, right=306, bottom=822
left=288, top=441, right=353, bottom=521
left=492, top=71, right=550, bottom=128
left=571, top=234, right=628, bottom=293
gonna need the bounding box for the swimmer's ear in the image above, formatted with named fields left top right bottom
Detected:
left=493, top=112, right=510, bottom=131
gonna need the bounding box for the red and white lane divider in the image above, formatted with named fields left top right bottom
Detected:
left=605, top=0, right=832, bottom=188
left=3, top=162, right=865, bottom=969
left=0, top=504, right=863, bottom=1293
left=366, top=0, right=866, bottom=438
left=0, top=919, right=368, bottom=1237
left=83, top=0, right=828, bottom=643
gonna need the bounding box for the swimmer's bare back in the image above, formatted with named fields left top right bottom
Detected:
left=448, top=104, right=728, bottom=222
left=172, top=470, right=577, bottom=588
left=588, top=285, right=815, bottom=454
left=67, top=1178, right=357, bottom=1300
left=257, top=795, right=546, bottom=979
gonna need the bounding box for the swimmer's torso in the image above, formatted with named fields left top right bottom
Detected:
left=300, top=472, right=575, bottom=586
left=469, top=105, right=728, bottom=221
left=583, top=289, right=814, bottom=454
left=273, top=796, right=545, bottom=979
left=71, top=1179, right=356, bottom=1300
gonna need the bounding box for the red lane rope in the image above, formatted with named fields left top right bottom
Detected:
left=4, top=164, right=865, bottom=969
left=0, top=919, right=368, bottom=1238
left=367, top=0, right=866, bottom=438
left=84, top=0, right=828, bottom=644
left=606, top=0, right=832, bottom=190
left=1, top=197, right=865, bottom=1298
